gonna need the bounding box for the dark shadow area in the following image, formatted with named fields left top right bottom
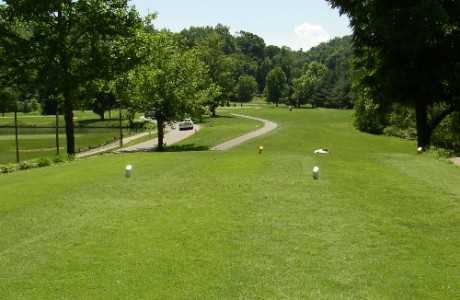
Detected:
left=165, top=144, right=209, bottom=152
left=211, top=114, right=234, bottom=119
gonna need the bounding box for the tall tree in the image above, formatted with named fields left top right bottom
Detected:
left=327, top=0, right=460, bottom=148
left=265, top=67, right=288, bottom=107
left=292, top=62, right=327, bottom=108
left=0, top=0, right=141, bottom=154
left=236, top=31, right=265, bottom=61
left=134, top=31, right=209, bottom=151
left=235, top=75, right=257, bottom=106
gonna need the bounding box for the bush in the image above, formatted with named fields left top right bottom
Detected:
left=37, top=157, right=52, bottom=168
left=432, top=112, right=460, bottom=154
left=0, top=164, right=17, bottom=174
left=18, top=161, right=34, bottom=170
left=53, top=155, right=67, bottom=163
left=353, top=90, right=387, bottom=134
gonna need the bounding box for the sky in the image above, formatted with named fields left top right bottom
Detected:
left=130, top=0, right=351, bottom=50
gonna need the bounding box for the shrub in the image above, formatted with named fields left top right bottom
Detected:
left=353, top=90, right=387, bottom=134
left=18, top=161, right=34, bottom=170
left=53, top=155, right=66, bottom=164
left=37, top=157, right=52, bottom=168
left=0, top=164, right=17, bottom=174
left=432, top=112, right=460, bottom=154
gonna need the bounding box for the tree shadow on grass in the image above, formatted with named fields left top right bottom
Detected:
left=76, top=118, right=119, bottom=127
left=165, top=144, right=209, bottom=152
left=212, top=114, right=234, bottom=119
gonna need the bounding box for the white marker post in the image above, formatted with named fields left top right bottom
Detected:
left=258, top=146, right=264, bottom=155
left=313, top=166, right=320, bottom=180
left=125, top=165, right=133, bottom=178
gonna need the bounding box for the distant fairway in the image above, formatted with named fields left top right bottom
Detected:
left=0, top=107, right=458, bottom=299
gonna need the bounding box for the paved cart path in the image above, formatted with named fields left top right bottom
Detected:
left=76, top=131, right=152, bottom=159
left=119, top=125, right=201, bottom=153
left=451, top=157, right=460, bottom=166
left=211, top=114, right=278, bottom=151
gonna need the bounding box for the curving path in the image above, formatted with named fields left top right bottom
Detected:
left=119, top=125, right=201, bottom=153
left=211, top=114, right=278, bottom=151
left=451, top=157, right=460, bottom=167
left=77, top=131, right=152, bottom=159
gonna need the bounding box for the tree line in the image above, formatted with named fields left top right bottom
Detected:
left=0, top=1, right=354, bottom=155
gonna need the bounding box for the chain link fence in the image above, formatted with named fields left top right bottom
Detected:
left=0, top=113, right=147, bottom=164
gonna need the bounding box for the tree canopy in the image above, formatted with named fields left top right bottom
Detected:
left=132, top=31, right=209, bottom=151
left=0, top=0, right=142, bottom=154
left=327, top=0, right=460, bottom=148
left=235, top=75, right=258, bottom=104
left=265, top=67, right=288, bottom=107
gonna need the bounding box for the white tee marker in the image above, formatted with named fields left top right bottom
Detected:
left=125, top=165, right=133, bottom=178
left=313, top=166, right=320, bottom=180
left=258, top=146, right=264, bottom=154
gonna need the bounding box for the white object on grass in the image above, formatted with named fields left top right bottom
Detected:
left=313, top=166, right=320, bottom=180
left=417, top=147, right=424, bottom=154
left=125, top=165, right=133, bottom=178
left=314, top=149, right=329, bottom=155
left=258, top=146, right=264, bottom=154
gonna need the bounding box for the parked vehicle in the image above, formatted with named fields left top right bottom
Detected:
left=178, top=118, right=194, bottom=131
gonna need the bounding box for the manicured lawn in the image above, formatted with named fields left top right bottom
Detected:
left=0, top=107, right=458, bottom=299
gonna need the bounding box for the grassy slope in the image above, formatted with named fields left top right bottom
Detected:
left=0, top=108, right=458, bottom=299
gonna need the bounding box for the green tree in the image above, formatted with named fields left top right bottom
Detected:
left=292, top=62, right=327, bottom=108
left=134, top=31, right=209, bottom=151
left=0, top=87, right=17, bottom=116
left=264, top=67, right=288, bottom=107
left=303, top=36, right=354, bottom=108
left=201, top=83, right=222, bottom=117
left=235, top=75, right=257, bottom=106
left=0, top=0, right=141, bottom=154
left=327, top=0, right=460, bottom=148
left=236, top=31, right=265, bottom=61
left=85, top=80, right=117, bottom=120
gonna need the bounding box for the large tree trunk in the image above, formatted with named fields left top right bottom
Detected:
left=157, top=118, right=165, bottom=152
left=415, top=101, right=431, bottom=149
left=64, top=92, right=75, bottom=155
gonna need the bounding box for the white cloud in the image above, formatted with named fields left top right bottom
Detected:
left=293, top=22, right=331, bottom=50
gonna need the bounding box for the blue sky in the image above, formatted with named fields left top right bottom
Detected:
left=130, top=0, right=351, bottom=50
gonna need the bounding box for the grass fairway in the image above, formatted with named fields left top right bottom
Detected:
left=0, top=107, right=458, bottom=299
